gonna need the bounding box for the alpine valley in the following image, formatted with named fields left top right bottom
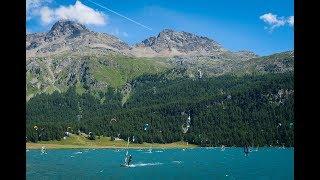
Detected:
left=26, top=20, right=294, bottom=147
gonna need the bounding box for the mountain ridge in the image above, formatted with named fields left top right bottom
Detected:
left=26, top=20, right=293, bottom=100
left=27, top=20, right=260, bottom=59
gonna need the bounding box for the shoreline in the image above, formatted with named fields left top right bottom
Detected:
left=26, top=134, right=197, bottom=150
left=26, top=143, right=197, bottom=150
left=25, top=134, right=292, bottom=150
left=26, top=143, right=292, bottom=150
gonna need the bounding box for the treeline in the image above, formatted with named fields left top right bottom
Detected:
left=26, top=72, right=294, bottom=146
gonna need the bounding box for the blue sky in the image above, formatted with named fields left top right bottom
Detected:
left=26, top=0, right=294, bottom=56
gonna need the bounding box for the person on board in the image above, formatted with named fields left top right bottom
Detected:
left=124, top=154, right=132, bottom=166
left=127, top=155, right=132, bottom=165
left=244, top=145, right=249, bottom=156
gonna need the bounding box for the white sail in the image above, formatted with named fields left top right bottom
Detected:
left=125, top=137, right=130, bottom=156
left=122, top=137, right=130, bottom=166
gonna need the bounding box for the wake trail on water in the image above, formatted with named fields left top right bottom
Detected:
left=172, top=161, right=182, bottom=164
left=126, top=162, right=163, bottom=167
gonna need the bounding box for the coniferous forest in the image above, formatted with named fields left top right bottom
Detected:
left=26, top=72, right=294, bottom=147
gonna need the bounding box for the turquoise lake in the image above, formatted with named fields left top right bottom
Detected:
left=26, top=147, right=293, bottom=179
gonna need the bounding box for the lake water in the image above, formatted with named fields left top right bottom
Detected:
left=27, top=147, right=293, bottom=180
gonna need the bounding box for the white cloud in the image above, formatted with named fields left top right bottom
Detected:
left=27, top=0, right=45, bottom=12
left=260, top=13, right=286, bottom=31
left=26, top=0, right=39, bottom=12
left=38, top=1, right=107, bottom=26
left=39, top=6, right=54, bottom=24
left=288, top=16, right=294, bottom=26
left=26, top=0, right=52, bottom=20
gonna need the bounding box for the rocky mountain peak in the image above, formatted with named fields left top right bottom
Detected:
left=45, top=19, right=89, bottom=41
left=158, top=29, right=175, bottom=36
left=26, top=20, right=131, bottom=56
left=136, top=29, right=223, bottom=55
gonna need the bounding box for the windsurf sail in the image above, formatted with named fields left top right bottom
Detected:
left=41, top=146, right=46, bottom=154
left=221, top=145, right=225, bottom=151
left=123, top=137, right=132, bottom=166
left=125, top=137, right=130, bottom=156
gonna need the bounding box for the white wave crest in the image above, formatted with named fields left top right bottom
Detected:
left=127, top=162, right=163, bottom=167
left=172, top=161, right=182, bottom=164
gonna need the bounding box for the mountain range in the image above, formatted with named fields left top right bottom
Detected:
left=26, top=20, right=294, bottom=100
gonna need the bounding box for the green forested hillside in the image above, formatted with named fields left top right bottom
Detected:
left=26, top=72, right=294, bottom=147
left=26, top=54, right=169, bottom=99
left=26, top=51, right=293, bottom=100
